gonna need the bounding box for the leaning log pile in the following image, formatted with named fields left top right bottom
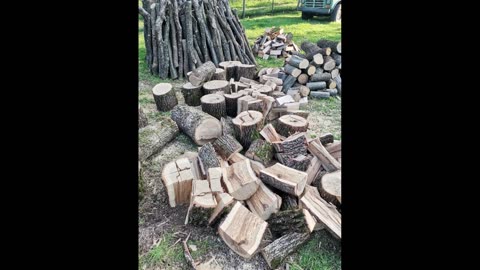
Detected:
left=279, top=39, right=342, bottom=98
left=251, top=27, right=300, bottom=60
left=140, top=64, right=341, bottom=268
left=139, top=0, right=256, bottom=80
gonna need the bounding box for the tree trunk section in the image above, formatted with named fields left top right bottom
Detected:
left=319, top=170, right=341, bottom=206
left=181, top=82, right=203, bottom=106
left=203, top=80, right=231, bottom=95
left=232, top=110, right=264, bottom=149
left=221, top=116, right=235, bottom=136
left=201, top=94, right=227, bottom=120
left=189, top=61, right=216, bottom=86
left=139, top=120, right=179, bottom=162
left=310, top=73, right=331, bottom=82
left=212, top=134, right=243, bottom=160
left=171, top=105, right=222, bottom=145
left=212, top=68, right=227, bottom=80
left=276, top=115, right=309, bottom=137
left=152, top=83, right=178, bottom=111
left=259, top=163, right=307, bottom=196
left=261, top=232, right=311, bottom=269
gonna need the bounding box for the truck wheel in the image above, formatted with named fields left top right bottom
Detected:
left=330, top=3, right=341, bottom=22
left=302, top=12, right=313, bottom=20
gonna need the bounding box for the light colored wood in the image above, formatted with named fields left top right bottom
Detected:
left=161, top=158, right=195, bottom=207
left=259, top=163, right=307, bottom=196
left=320, top=170, right=341, bottom=205
left=208, top=167, right=224, bottom=194
left=276, top=95, right=295, bottom=106
left=308, top=139, right=341, bottom=172
left=246, top=182, right=282, bottom=220
left=300, top=186, right=341, bottom=239
left=305, top=156, right=322, bottom=185
left=184, top=179, right=217, bottom=225
left=228, top=152, right=266, bottom=177
left=303, top=208, right=325, bottom=233
left=218, top=202, right=268, bottom=259
left=260, top=124, right=282, bottom=143
left=208, top=192, right=236, bottom=225
left=222, top=159, right=260, bottom=200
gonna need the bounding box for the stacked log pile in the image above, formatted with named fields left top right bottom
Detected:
left=139, top=0, right=256, bottom=80
left=251, top=27, right=300, bottom=60
left=277, top=39, right=342, bottom=98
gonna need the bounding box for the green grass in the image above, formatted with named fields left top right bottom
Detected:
left=241, top=12, right=341, bottom=46
left=139, top=233, right=185, bottom=268
left=290, top=231, right=341, bottom=270
left=229, top=0, right=298, bottom=17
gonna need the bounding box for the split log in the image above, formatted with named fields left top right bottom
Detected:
left=139, top=120, right=179, bottom=161
left=222, top=159, right=260, bottom=200
left=162, top=158, right=195, bottom=207
left=198, top=142, right=221, bottom=174
left=310, top=91, right=330, bottom=99
left=271, top=91, right=286, bottom=98
left=201, top=94, right=227, bottom=120
left=189, top=61, right=216, bottom=86
left=303, top=208, right=325, bottom=233
left=139, top=107, right=148, bottom=129
left=232, top=110, right=264, bottom=149
left=219, top=61, right=241, bottom=81
left=308, top=139, right=341, bottom=172
left=306, top=81, right=327, bottom=91
left=276, top=95, right=295, bottom=106
left=221, top=116, right=235, bottom=136
left=203, top=80, right=230, bottom=95
left=259, top=163, right=307, bottom=196
left=299, top=85, right=310, bottom=97
left=319, top=170, right=341, bottom=206
left=276, top=115, right=309, bottom=137
left=228, top=152, right=265, bottom=177
left=275, top=153, right=311, bottom=172
left=326, top=140, right=341, bottom=153
left=152, top=83, right=178, bottom=111
left=171, top=105, right=222, bottom=145
left=224, top=91, right=245, bottom=117
left=181, top=82, right=203, bottom=106
left=262, top=75, right=283, bottom=86
left=323, top=55, right=336, bottom=71
left=260, top=124, right=282, bottom=143
left=185, top=180, right=217, bottom=225
left=212, top=134, right=243, bottom=160
left=212, top=68, right=227, bottom=80
left=237, top=95, right=256, bottom=115
left=300, top=186, right=341, bottom=238
left=208, top=167, right=224, bottom=194
left=306, top=156, right=322, bottom=185
left=297, top=74, right=309, bottom=85
left=310, top=72, right=331, bottom=82
left=317, top=39, right=341, bottom=54
left=287, top=55, right=309, bottom=69
left=218, top=202, right=268, bottom=259
left=246, top=182, right=282, bottom=220
left=245, top=139, right=274, bottom=166
left=261, top=232, right=310, bottom=268
left=209, top=192, right=235, bottom=226
left=272, top=132, right=307, bottom=154
left=268, top=209, right=308, bottom=235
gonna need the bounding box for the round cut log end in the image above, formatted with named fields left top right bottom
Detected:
left=325, top=47, right=332, bottom=55
left=194, top=118, right=222, bottom=145
left=298, top=59, right=309, bottom=69
left=201, top=93, right=225, bottom=104
left=152, top=83, right=173, bottom=95
left=279, top=115, right=308, bottom=128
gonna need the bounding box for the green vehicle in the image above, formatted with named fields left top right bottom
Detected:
left=297, top=0, right=342, bottom=22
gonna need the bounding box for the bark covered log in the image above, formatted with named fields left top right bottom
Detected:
left=201, top=93, right=227, bottom=119
left=232, top=110, right=264, bottom=149
left=261, top=232, right=311, bottom=269
left=171, top=105, right=222, bottom=145
left=139, top=119, right=179, bottom=161
left=181, top=82, right=203, bottom=106
left=152, top=83, right=178, bottom=111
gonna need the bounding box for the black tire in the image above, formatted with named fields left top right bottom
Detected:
left=330, top=3, right=341, bottom=22
left=301, top=12, right=313, bottom=20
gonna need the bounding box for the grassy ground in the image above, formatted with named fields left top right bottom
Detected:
left=138, top=10, right=341, bottom=270
left=229, top=0, right=298, bottom=17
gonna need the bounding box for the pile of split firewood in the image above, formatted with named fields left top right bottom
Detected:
left=251, top=27, right=300, bottom=60
left=139, top=0, right=256, bottom=80
left=279, top=39, right=342, bottom=98
left=139, top=60, right=341, bottom=269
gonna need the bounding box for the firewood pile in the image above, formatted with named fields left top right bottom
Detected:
left=278, top=39, right=342, bottom=98
left=251, top=27, right=300, bottom=60
left=138, top=0, right=256, bottom=80
left=139, top=60, right=342, bottom=268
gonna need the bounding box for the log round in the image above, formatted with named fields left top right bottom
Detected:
left=212, top=68, right=227, bottom=81
left=189, top=61, right=217, bottom=86
left=328, top=79, right=337, bottom=89
left=201, top=94, right=227, bottom=120
left=232, top=110, right=264, bottom=149
left=297, top=74, right=309, bottom=85
left=236, top=64, right=257, bottom=81
left=276, top=115, right=309, bottom=137
left=181, top=82, right=203, bottom=106
left=287, top=55, right=309, bottom=69
left=152, top=83, right=178, bottom=111
left=323, top=55, right=336, bottom=71
left=203, top=80, right=230, bottom=95
left=331, top=68, right=340, bottom=79
left=319, top=170, right=341, bottom=206
left=171, top=105, right=222, bottom=145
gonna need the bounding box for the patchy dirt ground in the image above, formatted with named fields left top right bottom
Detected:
left=139, top=79, right=341, bottom=270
